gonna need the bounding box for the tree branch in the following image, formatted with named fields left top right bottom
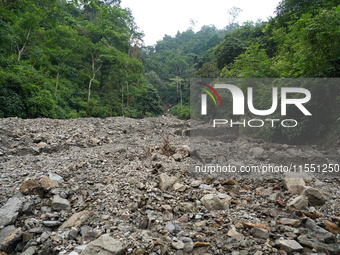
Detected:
left=17, top=27, right=31, bottom=61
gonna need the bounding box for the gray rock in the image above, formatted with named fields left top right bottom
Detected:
left=172, top=183, right=186, bottom=192
left=278, top=240, right=303, bottom=253
left=283, top=178, right=305, bottom=195
left=81, top=234, right=125, bottom=255
left=41, top=206, right=52, bottom=213
left=180, top=202, right=194, bottom=212
left=172, top=240, right=185, bottom=250
left=173, top=251, right=184, bottom=255
left=0, top=227, right=23, bottom=252
left=303, top=187, right=329, bottom=205
left=28, top=227, right=43, bottom=234
left=70, top=227, right=78, bottom=240
left=190, top=180, right=202, bottom=188
left=201, top=193, right=231, bottom=210
left=305, top=218, right=335, bottom=243
left=180, top=237, right=193, bottom=243
left=298, top=236, right=340, bottom=253
left=84, top=229, right=102, bottom=242
left=22, top=232, right=34, bottom=242
left=165, top=222, right=176, bottom=234
left=21, top=246, right=37, bottom=255
left=138, top=218, right=148, bottom=229
left=52, top=195, right=71, bottom=211
left=90, top=137, right=101, bottom=145
left=314, top=179, right=325, bottom=187
left=81, top=225, right=92, bottom=237
left=249, top=147, right=264, bottom=157
left=286, top=195, right=308, bottom=211
left=40, top=232, right=50, bottom=242
left=159, top=173, right=177, bottom=191
left=42, top=221, right=62, bottom=227
left=49, top=173, right=64, bottom=183
left=279, top=218, right=300, bottom=227
left=184, top=242, right=194, bottom=252
left=0, top=197, right=23, bottom=227
left=227, top=226, right=245, bottom=241
left=22, top=201, right=33, bottom=215
left=74, top=245, right=88, bottom=252
left=199, top=184, right=214, bottom=190
left=172, top=153, right=182, bottom=161
left=250, top=227, right=269, bottom=240
left=59, top=210, right=91, bottom=230
left=174, top=224, right=182, bottom=232
left=0, top=225, right=16, bottom=245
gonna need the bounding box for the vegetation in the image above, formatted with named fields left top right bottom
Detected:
left=1, top=0, right=340, bottom=141
left=0, top=0, right=163, bottom=118
left=215, top=1, right=340, bottom=141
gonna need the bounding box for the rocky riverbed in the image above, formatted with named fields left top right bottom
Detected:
left=1, top=116, right=340, bottom=255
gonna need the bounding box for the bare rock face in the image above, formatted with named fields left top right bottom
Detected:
left=201, top=193, right=231, bottom=210
left=81, top=234, right=125, bottom=255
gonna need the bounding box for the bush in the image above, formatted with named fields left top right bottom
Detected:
left=170, top=103, right=190, bottom=119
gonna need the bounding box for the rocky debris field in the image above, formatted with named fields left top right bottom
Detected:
left=1, top=116, right=340, bottom=255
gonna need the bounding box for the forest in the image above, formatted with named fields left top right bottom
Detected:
left=1, top=0, right=340, bottom=141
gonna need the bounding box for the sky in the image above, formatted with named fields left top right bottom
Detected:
left=120, top=0, right=282, bottom=46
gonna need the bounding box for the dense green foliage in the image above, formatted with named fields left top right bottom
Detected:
left=142, top=25, right=226, bottom=117
left=0, top=0, right=163, bottom=118
left=1, top=0, right=340, bottom=142
left=215, top=1, right=340, bottom=141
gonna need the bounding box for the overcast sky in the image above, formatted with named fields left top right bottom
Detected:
left=120, top=0, right=282, bottom=46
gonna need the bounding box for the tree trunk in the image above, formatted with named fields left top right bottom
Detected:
left=180, top=90, right=182, bottom=110
left=17, top=27, right=31, bottom=61
left=121, top=82, right=124, bottom=116
left=87, top=55, right=102, bottom=103
left=55, top=63, right=61, bottom=95
left=126, top=82, right=129, bottom=109
left=88, top=73, right=95, bottom=104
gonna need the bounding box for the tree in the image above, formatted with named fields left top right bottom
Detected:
left=226, top=7, right=242, bottom=30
